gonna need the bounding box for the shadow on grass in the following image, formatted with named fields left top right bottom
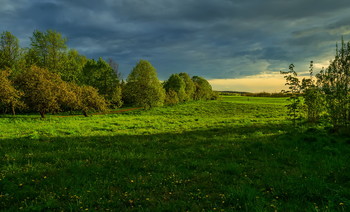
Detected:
left=0, top=123, right=349, bottom=211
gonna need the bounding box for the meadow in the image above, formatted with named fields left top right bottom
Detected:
left=0, top=96, right=349, bottom=211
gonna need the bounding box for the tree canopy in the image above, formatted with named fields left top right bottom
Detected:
left=15, top=66, right=66, bottom=118
left=179, top=72, right=195, bottom=101
left=192, top=76, right=213, bottom=100
left=80, top=57, right=122, bottom=107
left=0, top=69, right=25, bottom=115
left=163, top=74, right=187, bottom=102
left=124, top=60, right=165, bottom=109
left=0, top=31, right=20, bottom=70
left=29, top=29, right=67, bottom=72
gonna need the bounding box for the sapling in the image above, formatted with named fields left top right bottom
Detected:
left=301, top=61, right=324, bottom=123
left=281, top=64, right=303, bottom=127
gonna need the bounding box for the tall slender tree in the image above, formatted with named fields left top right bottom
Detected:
left=319, top=39, right=350, bottom=128
left=29, top=29, right=67, bottom=72
left=281, top=64, right=302, bottom=127
left=301, top=61, right=324, bottom=123
left=0, top=31, right=20, bottom=70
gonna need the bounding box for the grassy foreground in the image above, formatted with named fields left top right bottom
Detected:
left=0, top=96, right=349, bottom=211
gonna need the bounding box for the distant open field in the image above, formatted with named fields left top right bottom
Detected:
left=1, top=96, right=349, bottom=211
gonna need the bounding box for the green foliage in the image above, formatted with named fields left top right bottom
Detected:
left=0, top=31, right=20, bottom=70
left=80, top=58, right=122, bottom=107
left=301, top=61, right=324, bottom=123
left=14, top=66, right=108, bottom=118
left=286, top=39, right=350, bottom=130
left=192, top=76, right=213, bottom=100
left=69, top=84, right=109, bottom=116
left=164, top=89, right=179, bottom=105
left=179, top=72, right=195, bottom=101
left=0, top=29, right=218, bottom=113
left=124, top=60, right=165, bottom=109
left=281, top=64, right=303, bottom=127
left=109, top=85, right=123, bottom=108
left=60, top=49, right=87, bottom=83
left=318, top=39, right=350, bottom=129
left=29, top=30, right=67, bottom=72
left=163, top=74, right=187, bottom=102
left=0, top=69, right=25, bottom=115
left=211, top=91, right=220, bottom=100
left=15, top=66, right=66, bottom=118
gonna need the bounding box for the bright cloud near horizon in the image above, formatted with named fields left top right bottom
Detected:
left=1, top=0, right=350, bottom=92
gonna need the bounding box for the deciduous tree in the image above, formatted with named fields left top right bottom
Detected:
left=0, top=69, right=25, bottom=115
left=124, top=60, right=165, bottom=109
left=0, top=31, right=20, bottom=70
left=163, top=74, right=186, bottom=102
left=164, top=89, right=179, bottom=105
left=29, top=30, right=67, bottom=72
left=80, top=58, right=122, bottom=107
left=192, top=76, right=213, bottom=100
left=319, top=39, right=350, bottom=129
left=281, top=64, right=303, bottom=127
left=60, top=49, right=87, bottom=83
left=68, top=83, right=108, bottom=117
left=301, top=61, right=324, bottom=123
left=15, top=66, right=64, bottom=118
left=179, top=72, right=195, bottom=101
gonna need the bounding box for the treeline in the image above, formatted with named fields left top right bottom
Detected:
left=0, top=30, right=217, bottom=118
left=219, top=91, right=289, bottom=97
left=281, top=39, right=350, bottom=130
left=241, top=92, right=288, bottom=97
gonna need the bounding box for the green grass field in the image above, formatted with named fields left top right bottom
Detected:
left=1, top=96, right=349, bottom=211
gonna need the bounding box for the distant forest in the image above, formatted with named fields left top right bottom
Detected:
left=0, top=30, right=218, bottom=118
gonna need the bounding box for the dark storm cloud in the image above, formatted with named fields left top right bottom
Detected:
left=1, top=0, right=350, bottom=80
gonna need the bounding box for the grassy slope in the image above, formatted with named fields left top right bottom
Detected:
left=0, top=96, right=349, bottom=211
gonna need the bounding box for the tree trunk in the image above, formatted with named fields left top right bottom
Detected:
left=83, top=111, right=88, bottom=117
left=11, top=106, right=15, bottom=116
left=40, top=112, right=45, bottom=118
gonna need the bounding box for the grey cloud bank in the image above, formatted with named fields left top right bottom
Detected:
left=1, top=0, right=350, bottom=82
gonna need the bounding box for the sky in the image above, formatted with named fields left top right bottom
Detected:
left=1, top=0, right=350, bottom=92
